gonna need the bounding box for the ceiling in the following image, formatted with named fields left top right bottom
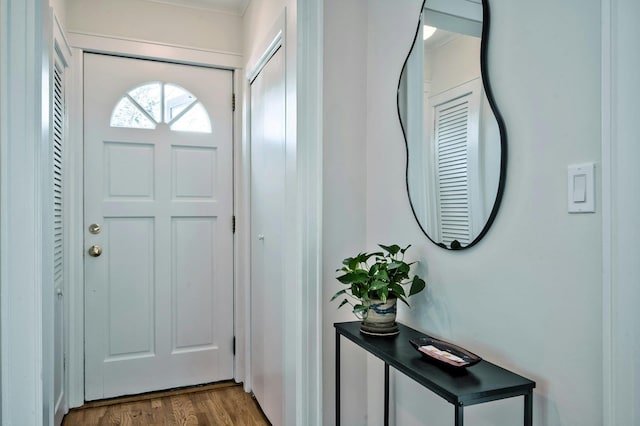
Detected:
left=143, top=0, right=251, bottom=15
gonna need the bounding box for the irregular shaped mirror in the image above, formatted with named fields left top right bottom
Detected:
left=398, top=0, right=506, bottom=250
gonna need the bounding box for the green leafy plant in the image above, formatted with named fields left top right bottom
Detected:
left=331, top=244, right=426, bottom=318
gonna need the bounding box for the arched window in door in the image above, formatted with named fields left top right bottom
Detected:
left=110, top=82, right=212, bottom=133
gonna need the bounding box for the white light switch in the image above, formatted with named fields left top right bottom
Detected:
left=568, top=163, right=595, bottom=213
left=572, top=174, right=587, bottom=202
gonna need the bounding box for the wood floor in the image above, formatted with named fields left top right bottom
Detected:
left=62, top=382, right=270, bottom=426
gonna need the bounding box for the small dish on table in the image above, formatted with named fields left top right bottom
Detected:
left=409, top=336, right=482, bottom=368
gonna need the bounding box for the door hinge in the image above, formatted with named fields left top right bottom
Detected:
left=232, top=215, right=236, bottom=233
left=232, top=336, right=236, bottom=356
left=232, top=93, right=236, bottom=112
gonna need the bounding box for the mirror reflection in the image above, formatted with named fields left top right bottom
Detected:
left=398, top=0, right=505, bottom=250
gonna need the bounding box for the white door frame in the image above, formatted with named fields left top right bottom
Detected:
left=293, top=1, right=324, bottom=423
left=601, top=0, right=640, bottom=424
left=65, top=33, right=244, bottom=408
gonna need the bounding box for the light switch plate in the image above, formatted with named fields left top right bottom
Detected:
left=568, top=163, right=595, bottom=213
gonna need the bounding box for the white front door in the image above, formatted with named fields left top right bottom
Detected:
left=83, top=53, right=234, bottom=400
left=250, top=46, right=286, bottom=425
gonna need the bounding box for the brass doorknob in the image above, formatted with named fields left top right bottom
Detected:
left=88, top=245, right=102, bottom=257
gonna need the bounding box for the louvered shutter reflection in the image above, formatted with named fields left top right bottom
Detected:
left=53, top=61, right=64, bottom=290
left=434, top=96, right=471, bottom=246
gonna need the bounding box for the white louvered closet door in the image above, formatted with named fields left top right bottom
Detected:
left=430, top=79, right=482, bottom=247
left=52, top=55, right=66, bottom=425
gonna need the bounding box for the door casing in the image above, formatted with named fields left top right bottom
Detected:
left=64, top=36, right=245, bottom=408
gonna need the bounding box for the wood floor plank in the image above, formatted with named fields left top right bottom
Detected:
left=203, top=389, right=237, bottom=425
left=170, top=395, right=199, bottom=426
left=217, top=387, right=259, bottom=425
left=63, top=383, right=270, bottom=426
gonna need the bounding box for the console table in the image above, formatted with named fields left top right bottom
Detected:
left=335, top=321, right=535, bottom=426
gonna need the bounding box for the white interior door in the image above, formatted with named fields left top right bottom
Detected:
left=83, top=53, right=234, bottom=400
left=250, top=46, right=286, bottom=425
left=53, top=51, right=67, bottom=426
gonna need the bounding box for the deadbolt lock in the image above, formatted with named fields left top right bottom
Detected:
left=88, top=245, right=102, bottom=257
left=89, top=223, right=101, bottom=234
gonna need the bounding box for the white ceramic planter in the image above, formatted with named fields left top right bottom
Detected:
left=360, top=298, right=399, bottom=336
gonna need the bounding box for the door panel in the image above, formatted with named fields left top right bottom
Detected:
left=173, top=218, right=217, bottom=351
left=105, top=218, right=155, bottom=357
left=250, top=46, right=286, bottom=426
left=84, top=53, right=234, bottom=400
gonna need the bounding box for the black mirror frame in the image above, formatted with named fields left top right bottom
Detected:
left=397, top=0, right=508, bottom=250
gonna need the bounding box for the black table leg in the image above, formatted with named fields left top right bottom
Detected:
left=524, top=391, right=533, bottom=426
left=336, top=332, right=341, bottom=426
left=384, top=363, right=390, bottom=426
left=455, top=403, right=463, bottom=426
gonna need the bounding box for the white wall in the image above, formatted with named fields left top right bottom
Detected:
left=322, top=0, right=368, bottom=424
left=368, top=0, right=602, bottom=424
left=323, top=0, right=603, bottom=424
left=428, top=35, right=480, bottom=95
left=243, top=0, right=284, bottom=60
left=50, top=0, right=66, bottom=28
left=65, top=0, right=243, bottom=54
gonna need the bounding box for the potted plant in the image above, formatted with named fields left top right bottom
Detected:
left=331, top=244, right=426, bottom=335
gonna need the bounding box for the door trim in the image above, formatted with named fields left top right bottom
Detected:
left=66, top=31, right=243, bottom=69
left=601, top=0, right=640, bottom=423
left=0, top=0, right=56, bottom=423
left=601, top=2, right=612, bottom=423
left=66, top=35, right=243, bottom=408
left=291, top=1, right=324, bottom=423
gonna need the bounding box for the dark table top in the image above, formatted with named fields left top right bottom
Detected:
left=335, top=321, right=535, bottom=406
